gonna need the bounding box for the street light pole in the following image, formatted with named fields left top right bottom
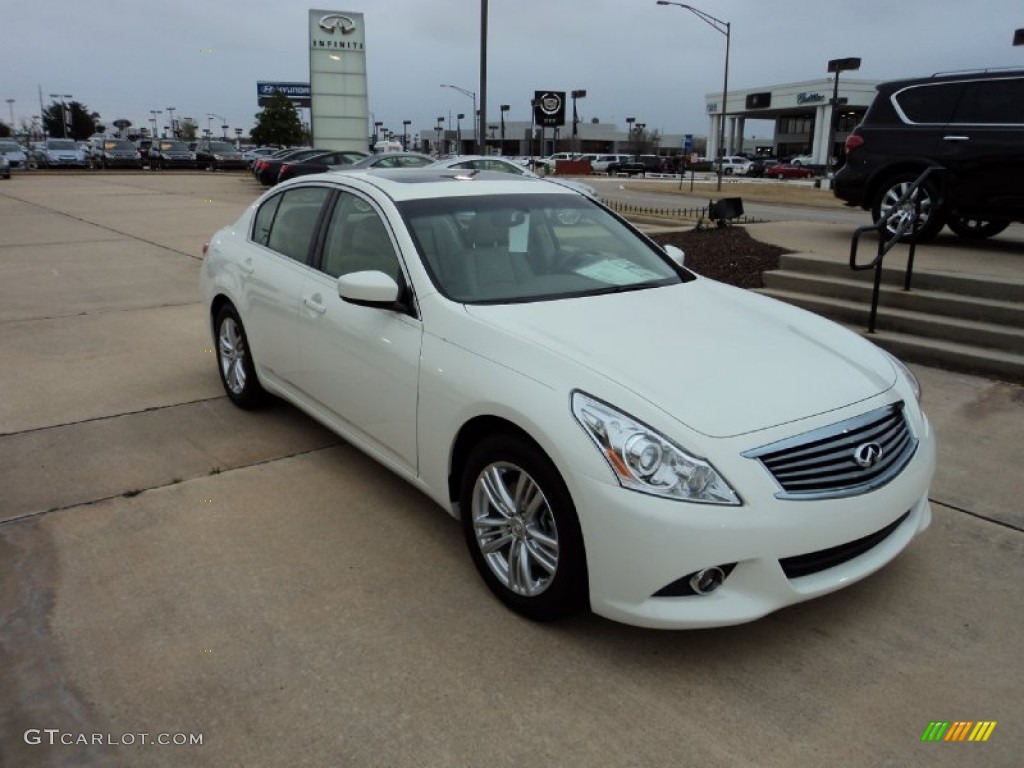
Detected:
left=5, top=99, right=14, bottom=133
left=150, top=109, right=162, bottom=139
left=402, top=119, right=411, bottom=150
left=479, top=0, right=488, bottom=156
left=826, top=57, right=861, bottom=173
left=441, top=84, right=478, bottom=153
left=166, top=106, right=176, bottom=137
left=571, top=89, right=587, bottom=155
left=499, top=104, right=509, bottom=152
left=656, top=1, right=730, bottom=191
left=625, top=116, right=635, bottom=154
left=52, top=94, right=73, bottom=138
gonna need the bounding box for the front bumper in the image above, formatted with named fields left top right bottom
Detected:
left=103, top=156, right=143, bottom=168
left=46, top=157, right=86, bottom=167
left=567, top=415, right=935, bottom=629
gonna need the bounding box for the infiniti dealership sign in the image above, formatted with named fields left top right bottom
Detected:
left=310, top=11, right=365, bottom=49
left=308, top=8, right=368, bottom=152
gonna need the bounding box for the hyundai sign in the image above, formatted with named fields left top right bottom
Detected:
left=257, top=82, right=312, bottom=108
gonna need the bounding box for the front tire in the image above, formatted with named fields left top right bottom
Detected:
left=871, top=172, right=945, bottom=242
left=214, top=305, right=267, bottom=409
left=460, top=434, right=587, bottom=622
left=945, top=215, right=1010, bottom=240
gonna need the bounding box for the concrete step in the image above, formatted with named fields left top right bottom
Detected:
left=763, top=270, right=1024, bottom=328
left=758, top=288, right=1024, bottom=355
left=778, top=253, right=1024, bottom=303
left=844, top=326, right=1024, bottom=383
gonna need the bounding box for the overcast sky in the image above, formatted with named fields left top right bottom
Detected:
left=4, top=0, right=1022, bottom=140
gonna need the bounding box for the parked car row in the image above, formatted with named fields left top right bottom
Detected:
left=0, top=135, right=259, bottom=172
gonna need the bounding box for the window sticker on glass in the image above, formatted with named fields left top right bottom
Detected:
left=509, top=215, right=529, bottom=253
left=576, top=259, right=663, bottom=285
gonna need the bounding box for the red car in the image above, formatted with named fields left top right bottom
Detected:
left=767, top=163, right=815, bottom=180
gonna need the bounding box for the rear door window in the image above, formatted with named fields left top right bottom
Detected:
left=951, top=78, right=1024, bottom=125
left=893, top=82, right=962, bottom=124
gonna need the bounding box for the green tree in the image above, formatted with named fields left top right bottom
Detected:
left=178, top=118, right=198, bottom=141
left=250, top=91, right=303, bottom=147
left=42, top=100, right=101, bottom=140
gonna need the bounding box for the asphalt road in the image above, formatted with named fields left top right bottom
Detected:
left=1, top=170, right=1021, bottom=768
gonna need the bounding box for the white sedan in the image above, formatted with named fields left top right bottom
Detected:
left=428, top=154, right=598, bottom=199
left=200, top=169, right=935, bottom=629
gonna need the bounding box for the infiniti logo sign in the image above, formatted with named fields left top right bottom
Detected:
left=853, top=442, right=883, bottom=468
left=318, top=14, right=356, bottom=34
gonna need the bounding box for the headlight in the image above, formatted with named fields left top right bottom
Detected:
left=571, top=392, right=741, bottom=505
left=883, top=350, right=921, bottom=403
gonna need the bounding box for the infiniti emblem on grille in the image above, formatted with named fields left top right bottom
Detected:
left=854, top=442, right=883, bottom=468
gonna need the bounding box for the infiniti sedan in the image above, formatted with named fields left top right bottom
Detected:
left=199, top=170, right=935, bottom=629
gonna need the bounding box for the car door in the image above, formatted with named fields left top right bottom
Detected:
left=241, top=185, right=330, bottom=385
left=295, top=190, right=423, bottom=473
left=943, top=76, right=1024, bottom=215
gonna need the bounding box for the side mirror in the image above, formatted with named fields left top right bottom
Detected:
left=663, top=244, right=685, bottom=267
left=337, top=270, right=401, bottom=308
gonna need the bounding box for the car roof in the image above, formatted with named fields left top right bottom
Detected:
left=284, top=168, right=581, bottom=202
left=348, top=151, right=433, bottom=167
left=878, top=67, right=1024, bottom=91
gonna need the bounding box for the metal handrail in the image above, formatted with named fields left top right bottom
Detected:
left=849, top=165, right=945, bottom=333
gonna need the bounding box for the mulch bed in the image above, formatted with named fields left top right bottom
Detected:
left=649, top=225, right=791, bottom=289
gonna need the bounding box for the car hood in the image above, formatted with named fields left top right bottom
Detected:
left=461, top=279, right=895, bottom=438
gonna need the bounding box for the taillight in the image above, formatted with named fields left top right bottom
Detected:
left=844, top=134, right=865, bottom=153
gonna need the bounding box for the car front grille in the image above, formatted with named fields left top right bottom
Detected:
left=744, top=403, right=917, bottom=500
left=779, top=510, right=910, bottom=579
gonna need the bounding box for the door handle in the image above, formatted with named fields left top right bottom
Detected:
left=942, top=135, right=970, bottom=142
left=239, top=257, right=255, bottom=274
left=303, top=296, right=327, bottom=315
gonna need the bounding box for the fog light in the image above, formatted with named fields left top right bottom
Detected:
left=689, top=566, right=725, bottom=595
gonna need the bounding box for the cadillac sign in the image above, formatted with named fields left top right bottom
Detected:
left=533, top=91, right=566, bottom=127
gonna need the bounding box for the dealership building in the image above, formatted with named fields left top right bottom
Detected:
left=703, top=77, right=880, bottom=163
left=405, top=77, right=880, bottom=161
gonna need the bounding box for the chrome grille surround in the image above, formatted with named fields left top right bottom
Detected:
left=743, top=403, right=917, bottom=500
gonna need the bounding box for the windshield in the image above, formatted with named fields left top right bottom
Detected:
left=159, top=141, right=189, bottom=151
left=209, top=142, right=235, bottom=152
left=0, top=142, right=21, bottom=152
left=104, top=140, right=135, bottom=150
left=48, top=140, right=78, bottom=150
left=400, top=192, right=687, bottom=304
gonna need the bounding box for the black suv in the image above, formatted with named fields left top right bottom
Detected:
left=607, top=155, right=667, bottom=176
left=833, top=68, right=1024, bottom=241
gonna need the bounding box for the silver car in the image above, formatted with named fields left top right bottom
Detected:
left=39, top=139, right=87, bottom=168
left=0, top=140, right=28, bottom=170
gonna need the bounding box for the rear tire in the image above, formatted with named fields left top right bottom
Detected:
left=871, top=172, right=945, bottom=242
left=214, top=305, right=267, bottom=409
left=945, top=215, right=1010, bottom=240
left=460, top=434, right=588, bottom=622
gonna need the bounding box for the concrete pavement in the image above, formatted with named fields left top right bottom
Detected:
left=1, top=172, right=1021, bottom=767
